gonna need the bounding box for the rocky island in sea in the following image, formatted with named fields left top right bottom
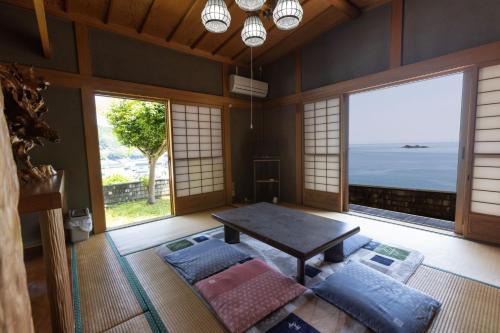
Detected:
left=401, top=144, right=429, bottom=149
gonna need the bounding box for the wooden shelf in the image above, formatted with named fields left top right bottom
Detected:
left=19, top=171, right=65, bottom=214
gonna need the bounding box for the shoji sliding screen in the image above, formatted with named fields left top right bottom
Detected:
left=171, top=103, right=225, bottom=214
left=303, top=97, right=345, bottom=211
left=466, top=64, right=500, bottom=244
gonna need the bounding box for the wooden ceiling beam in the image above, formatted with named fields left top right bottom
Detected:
left=167, top=0, right=198, bottom=42
left=233, top=0, right=327, bottom=62
left=191, top=31, right=208, bottom=49
left=104, top=0, right=113, bottom=23
left=138, top=0, right=156, bottom=33
left=64, top=0, right=72, bottom=12
left=3, top=0, right=245, bottom=65
left=33, top=0, right=51, bottom=58
left=212, top=27, right=242, bottom=55
left=328, top=0, right=361, bottom=18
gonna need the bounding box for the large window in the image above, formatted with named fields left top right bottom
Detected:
left=348, top=73, right=463, bottom=192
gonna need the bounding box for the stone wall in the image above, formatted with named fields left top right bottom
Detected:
left=103, top=179, right=170, bottom=205
left=349, top=184, right=456, bottom=221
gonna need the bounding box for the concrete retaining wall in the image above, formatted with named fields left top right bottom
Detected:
left=103, top=179, right=169, bottom=205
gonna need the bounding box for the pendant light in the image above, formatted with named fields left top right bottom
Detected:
left=201, top=0, right=231, bottom=33
left=235, top=0, right=266, bottom=12
left=273, top=0, right=303, bottom=30
left=241, top=15, right=267, bottom=47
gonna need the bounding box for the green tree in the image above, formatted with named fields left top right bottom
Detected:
left=107, top=100, right=167, bottom=204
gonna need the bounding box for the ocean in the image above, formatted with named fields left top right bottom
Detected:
left=348, top=142, right=459, bottom=192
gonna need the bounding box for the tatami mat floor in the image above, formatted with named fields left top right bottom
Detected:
left=74, top=204, right=500, bottom=333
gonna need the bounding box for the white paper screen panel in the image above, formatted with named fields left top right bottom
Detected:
left=172, top=103, right=224, bottom=198
left=471, top=65, right=500, bottom=216
left=304, top=98, right=340, bottom=193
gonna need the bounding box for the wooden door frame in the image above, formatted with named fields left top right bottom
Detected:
left=340, top=94, right=350, bottom=212
left=82, top=90, right=174, bottom=233
left=455, top=67, right=479, bottom=234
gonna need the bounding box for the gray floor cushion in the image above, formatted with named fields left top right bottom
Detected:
left=158, top=238, right=251, bottom=283
left=326, top=234, right=372, bottom=262
left=312, top=261, right=441, bottom=333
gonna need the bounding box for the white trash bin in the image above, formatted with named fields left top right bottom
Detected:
left=66, top=208, right=93, bottom=243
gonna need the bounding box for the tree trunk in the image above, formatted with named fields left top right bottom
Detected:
left=0, top=86, right=35, bottom=332
left=147, top=156, right=158, bottom=204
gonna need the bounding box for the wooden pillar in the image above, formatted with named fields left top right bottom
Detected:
left=39, top=209, right=74, bottom=333
left=19, top=171, right=74, bottom=333
left=390, top=0, right=404, bottom=68
left=0, top=88, right=35, bottom=332
left=295, top=49, right=303, bottom=204
left=223, top=105, right=233, bottom=205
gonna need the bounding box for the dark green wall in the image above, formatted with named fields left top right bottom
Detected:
left=262, top=105, right=296, bottom=203
left=263, top=53, right=296, bottom=99
left=89, top=28, right=223, bottom=96
left=403, top=0, right=500, bottom=65
left=31, top=87, right=90, bottom=209
left=301, top=4, right=391, bottom=91
left=0, top=2, right=78, bottom=73
left=230, top=108, right=263, bottom=202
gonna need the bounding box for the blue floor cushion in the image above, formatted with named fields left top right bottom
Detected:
left=326, top=234, right=372, bottom=262
left=312, top=261, right=441, bottom=333
left=161, top=239, right=251, bottom=284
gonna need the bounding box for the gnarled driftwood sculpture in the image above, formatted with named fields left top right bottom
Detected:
left=0, top=63, right=59, bottom=182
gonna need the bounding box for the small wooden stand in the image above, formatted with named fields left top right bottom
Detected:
left=19, top=171, right=74, bottom=333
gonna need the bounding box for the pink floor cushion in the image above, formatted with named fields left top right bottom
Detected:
left=196, top=259, right=307, bottom=333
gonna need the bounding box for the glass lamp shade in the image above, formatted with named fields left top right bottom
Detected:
left=235, top=0, right=266, bottom=12
left=273, top=0, right=303, bottom=30
left=201, top=0, right=231, bottom=33
left=241, top=15, right=267, bottom=47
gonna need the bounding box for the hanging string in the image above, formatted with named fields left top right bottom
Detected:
left=250, top=46, right=253, bottom=130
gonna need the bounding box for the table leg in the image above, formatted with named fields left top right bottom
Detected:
left=39, top=208, right=74, bottom=333
left=224, top=225, right=240, bottom=244
left=324, top=242, right=344, bottom=263
left=296, top=258, right=305, bottom=285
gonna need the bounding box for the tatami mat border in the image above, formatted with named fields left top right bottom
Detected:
left=105, top=233, right=168, bottom=333
left=72, top=246, right=83, bottom=333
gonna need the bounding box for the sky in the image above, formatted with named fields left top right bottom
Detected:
left=95, top=95, right=121, bottom=127
left=349, top=73, right=463, bottom=144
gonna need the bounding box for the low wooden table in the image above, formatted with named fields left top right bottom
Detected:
left=212, top=203, right=360, bottom=284
left=19, top=171, right=74, bottom=333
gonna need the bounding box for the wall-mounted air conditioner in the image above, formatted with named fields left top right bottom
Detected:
left=229, top=74, right=268, bottom=98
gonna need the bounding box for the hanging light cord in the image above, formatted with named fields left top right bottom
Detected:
left=250, top=46, right=253, bottom=130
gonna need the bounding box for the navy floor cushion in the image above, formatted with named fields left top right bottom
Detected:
left=312, top=261, right=441, bottom=333
left=161, top=239, right=251, bottom=284
left=326, top=234, right=372, bottom=262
